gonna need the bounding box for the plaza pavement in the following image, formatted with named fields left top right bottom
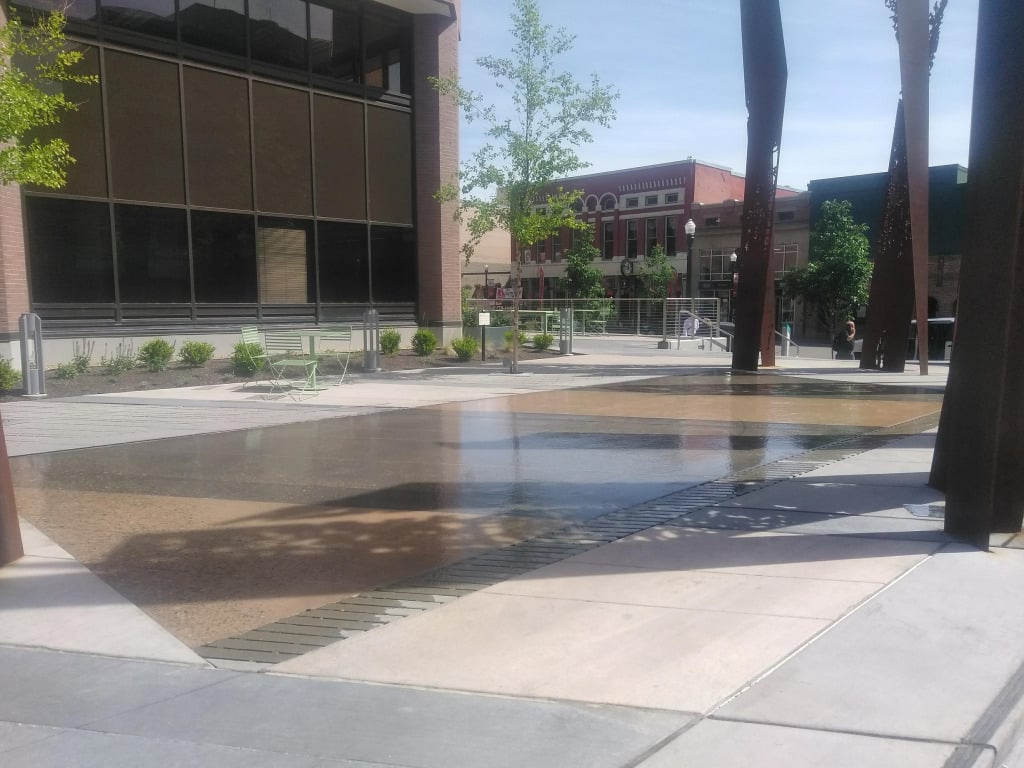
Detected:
left=2, top=336, right=1023, bottom=767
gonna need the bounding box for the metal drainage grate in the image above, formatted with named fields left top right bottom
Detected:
left=197, top=411, right=942, bottom=667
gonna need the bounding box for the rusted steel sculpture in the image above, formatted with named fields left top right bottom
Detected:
left=732, top=0, right=787, bottom=371
left=861, top=0, right=946, bottom=373
left=931, top=0, right=1024, bottom=542
left=0, top=417, right=23, bottom=566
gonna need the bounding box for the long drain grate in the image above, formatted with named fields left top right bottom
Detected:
left=197, top=412, right=941, bottom=667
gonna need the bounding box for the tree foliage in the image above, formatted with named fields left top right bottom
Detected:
left=781, top=199, right=873, bottom=334
left=0, top=10, right=96, bottom=188
left=430, top=0, right=618, bottom=261
left=559, top=231, right=605, bottom=300
left=639, top=244, right=675, bottom=300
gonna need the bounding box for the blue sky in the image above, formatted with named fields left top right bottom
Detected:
left=456, top=0, right=978, bottom=191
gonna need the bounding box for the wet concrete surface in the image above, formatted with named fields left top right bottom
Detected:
left=11, top=371, right=943, bottom=648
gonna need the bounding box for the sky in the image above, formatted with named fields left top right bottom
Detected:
left=456, top=0, right=979, bottom=192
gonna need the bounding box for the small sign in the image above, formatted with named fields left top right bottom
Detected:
left=478, top=312, right=491, bottom=326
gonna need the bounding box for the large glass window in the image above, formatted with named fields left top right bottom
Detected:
left=310, top=0, right=360, bottom=83
left=249, top=0, right=308, bottom=73
left=100, top=0, right=176, bottom=42
left=602, top=221, right=614, bottom=259
left=645, top=218, right=658, bottom=255
left=26, top=197, right=113, bottom=303
left=314, top=94, right=365, bottom=219
left=105, top=51, right=184, bottom=204
left=184, top=67, right=252, bottom=210
left=180, top=0, right=246, bottom=57
left=257, top=217, right=314, bottom=304
left=370, top=225, right=415, bottom=302
left=253, top=82, right=312, bottom=216
left=665, top=216, right=678, bottom=255
left=773, top=243, right=800, bottom=278
left=12, top=0, right=98, bottom=22
left=191, top=210, right=256, bottom=303
left=115, top=204, right=189, bottom=302
left=366, top=105, right=411, bottom=224
left=317, top=220, right=368, bottom=302
left=626, top=220, right=638, bottom=258
left=364, top=8, right=408, bottom=94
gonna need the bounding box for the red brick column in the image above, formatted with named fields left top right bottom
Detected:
left=413, top=3, right=461, bottom=339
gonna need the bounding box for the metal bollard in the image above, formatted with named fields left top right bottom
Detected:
left=18, top=313, right=45, bottom=397
left=781, top=324, right=791, bottom=357
left=362, top=309, right=381, bottom=372
left=559, top=307, right=573, bottom=354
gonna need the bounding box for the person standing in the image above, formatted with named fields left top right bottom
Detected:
left=832, top=320, right=857, bottom=360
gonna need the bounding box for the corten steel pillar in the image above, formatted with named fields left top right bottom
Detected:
left=897, top=0, right=931, bottom=376
left=732, top=0, right=787, bottom=372
left=930, top=0, right=1024, bottom=542
left=0, top=416, right=23, bottom=566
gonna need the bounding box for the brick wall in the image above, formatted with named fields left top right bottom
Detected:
left=413, top=3, right=461, bottom=335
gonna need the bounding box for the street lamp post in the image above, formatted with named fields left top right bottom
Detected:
left=730, top=251, right=738, bottom=322
left=484, top=265, right=489, bottom=301
left=685, top=217, right=697, bottom=317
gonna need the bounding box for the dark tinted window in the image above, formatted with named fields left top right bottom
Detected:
left=105, top=51, right=185, bottom=204
left=191, top=210, right=256, bottom=302
left=253, top=82, right=312, bottom=215
left=115, top=204, right=189, bottom=302
left=364, top=9, right=408, bottom=94
left=184, top=67, right=252, bottom=210
left=180, top=0, right=246, bottom=57
left=370, top=225, right=415, bottom=302
left=310, top=0, right=360, bottom=82
left=12, top=0, right=98, bottom=21
left=257, top=217, right=314, bottom=304
left=366, top=106, right=411, bottom=224
left=26, top=197, right=113, bottom=303
left=314, top=94, right=365, bottom=219
left=318, top=220, right=368, bottom=302
left=249, top=0, right=308, bottom=72
left=100, top=0, right=176, bottom=40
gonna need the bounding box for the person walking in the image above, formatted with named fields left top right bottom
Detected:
left=832, top=320, right=857, bottom=360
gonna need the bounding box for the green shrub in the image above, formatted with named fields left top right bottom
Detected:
left=451, top=336, right=479, bottom=361
left=461, top=286, right=478, bottom=328
left=72, top=339, right=94, bottom=373
left=53, top=362, right=79, bottom=380
left=492, top=311, right=512, bottom=326
left=101, top=341, right=136, bottom=375
left=179, top=340, right=215, bottom=367
left=380, top=328, right=401, bottom=355
left=138, top=338, right=176, bottom=372
left=533, top=332, right=554, bottom=352
left=504, top=329, right=527, bottom=349
left=0, top=358, right=20, bottom=390
left=231, top=341, right=264, bottom=376
left=412, top=328, right=438, bottom=356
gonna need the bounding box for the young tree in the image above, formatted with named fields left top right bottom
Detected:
left=559, top=232, right=605, bottom=301
left=639, top=244, right=674, bottom=300
left=0, top=11, right=96, bottom=188
left=431, top=0, right=617, bottom=372
left=781, top=199, right=872, bottom=337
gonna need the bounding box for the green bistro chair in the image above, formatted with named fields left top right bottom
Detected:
left=315, top=325, right=353, bottom=384
left=262, top=331, right=319, bottom=399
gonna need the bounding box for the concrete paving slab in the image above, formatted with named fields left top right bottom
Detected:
left=713, top=478, right=946, bottom=518
left=565, top=526, right=940, bottom=583
left=717, top=545, right=1024, bottom=743
left=0, top=529, right=206, bottom=665
left=636, top=719, right=956, bottom=766
left=678, top=506, right=946, bottom=541
left=0, top=728, right=384, bottom=767
left=276, top=589, right=828, bottom=712
left=0, top=647, right=233, bottom=728
left=90, top=669, right=691, bottom=768
left=0, top=722, right=62, bottom=753
left=488, top=558, right=886, bottom=620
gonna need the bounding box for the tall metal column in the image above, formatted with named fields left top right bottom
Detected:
left=930, top=0, right=1024, bottom=541
left=0, top=417, right=23, bottom=566
left=732, top=0, right=787, bottom=372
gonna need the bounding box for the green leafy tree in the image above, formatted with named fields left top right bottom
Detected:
left=782, top=199, right=873, bottom=337
left=559, top=232, right=605, bottom=300
left=639, top=244, right=675, bottom=300
left=0, top=11, right=96, bottom=188
left=431, top=0, right=617, bottom=372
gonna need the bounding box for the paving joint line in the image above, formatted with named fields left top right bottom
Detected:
left=196, top=411, right=942, bottom=667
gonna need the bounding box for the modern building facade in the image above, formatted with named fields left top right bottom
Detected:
left=0, top=0, right=461, bottom=361
left=808, top=164, right=967, bottom=318
left=514, top=159, right=808, bottom=325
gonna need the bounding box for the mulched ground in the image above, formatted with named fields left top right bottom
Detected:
left=4, top=347, right=558, bottom=400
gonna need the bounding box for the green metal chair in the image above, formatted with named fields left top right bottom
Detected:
left=315, top=325, right=353, bottom=384
left=238, top=326, right=269, bottom=389
left=262, top=331, right=319, bottom=399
